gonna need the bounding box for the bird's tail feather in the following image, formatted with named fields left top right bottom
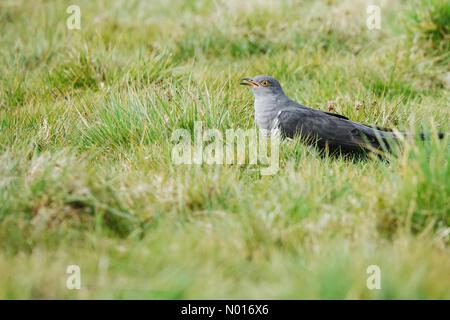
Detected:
left=364, top=126, right=445, bottom=155
left=366, top=125, right=445, bottom=141
left=419, top=132, right=445, bottom=140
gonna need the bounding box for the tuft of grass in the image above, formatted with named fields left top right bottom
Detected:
left=391, top=132, right=449, bottom=232
left=45, top=49, right=107, bottom=92
left=407, top=0, right=450, bottom=62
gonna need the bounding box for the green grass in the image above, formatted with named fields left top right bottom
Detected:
left=0, top=0, right=449, bottom=299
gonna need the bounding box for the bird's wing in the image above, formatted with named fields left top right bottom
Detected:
left=323, top=112, right=350, bottom=120
left=283, top=99, right=350, bottom=120
left=275, top=108, right=380, bottom=151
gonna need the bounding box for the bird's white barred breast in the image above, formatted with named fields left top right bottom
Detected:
left=257, top=111, right=282, bottom=138
left=254, top=99, right=281, bottom=131
left=269, top=111, right=282, bottom=136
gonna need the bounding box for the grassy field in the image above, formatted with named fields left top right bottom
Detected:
left=0, top=0, right=449, bottom=299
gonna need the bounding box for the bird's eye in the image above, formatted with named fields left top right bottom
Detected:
left=260, top=80, right=270, bottom=87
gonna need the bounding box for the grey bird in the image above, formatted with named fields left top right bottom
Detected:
left=240, top=75, right=443, bottom=155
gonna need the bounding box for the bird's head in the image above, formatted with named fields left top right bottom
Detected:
left=240, top=75, right=285, bottom=97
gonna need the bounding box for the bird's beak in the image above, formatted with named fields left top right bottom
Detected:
left=240, top=78, right=259, bottom=87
